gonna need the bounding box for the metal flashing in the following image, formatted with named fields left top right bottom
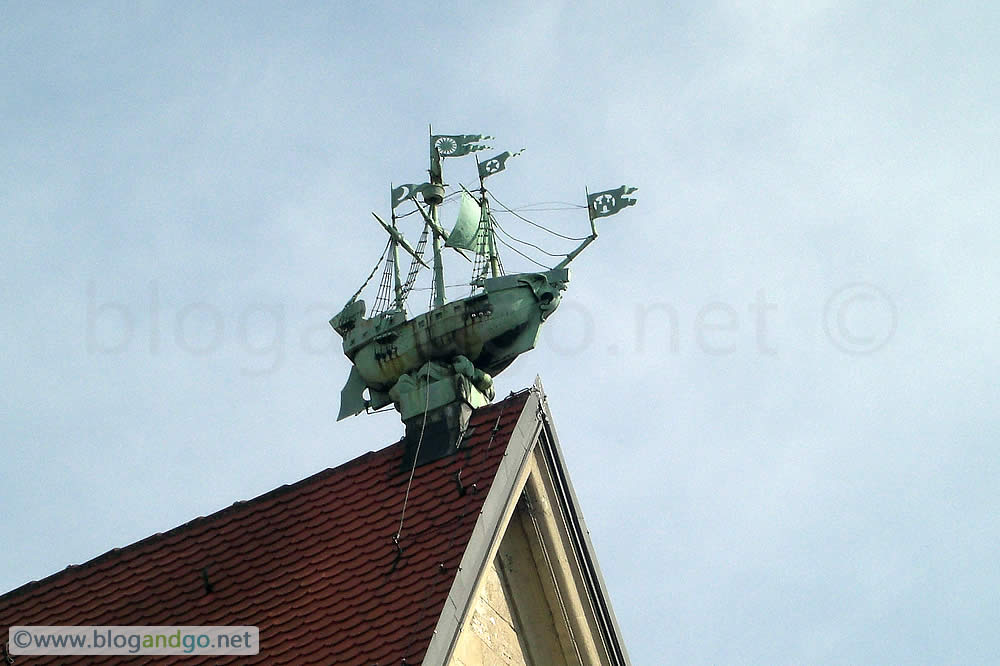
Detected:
left=534, top=382, right=632, bottom=665
left=422, top=387, right=544, bottom=664
left=423, top=377, right=631, bottom=665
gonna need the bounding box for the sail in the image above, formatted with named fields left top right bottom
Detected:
left=446, top=191, right=482, bottom=251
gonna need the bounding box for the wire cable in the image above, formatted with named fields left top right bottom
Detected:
left=493, top=234, right=552, bottom=270
left=486, top=189, right=590, bottom=241
left=395, top=363, right=432, bottom=543
left=345, top=239, right=391, bottom=305
left=492, top=217, right=566, bottom=258
left=511, top=200, right=587, bottom=212
left=409, top=283, right=475, bottom=291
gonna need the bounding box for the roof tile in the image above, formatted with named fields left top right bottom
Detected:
left=0, top=390, right=531, bottom=665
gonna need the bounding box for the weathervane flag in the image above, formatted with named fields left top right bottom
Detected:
left=587, top=185, right=638, bottom=219
left=392, top=182, right=433, bottom=209
left=478, top=149, right=524, bottom=180
left=431, top=134, right=492, bottom=159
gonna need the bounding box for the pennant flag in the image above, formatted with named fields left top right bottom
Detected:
left=478, top=149, right=524, bottom=180
left=431, top=134, right=492, bottom=158
left=391, top=182, right=433, bottom=209
left=587, top=185, right=638, bottom=219
left=445, top=191, right=483, bottom=251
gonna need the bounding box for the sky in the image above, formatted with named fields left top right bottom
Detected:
left=2, top=1, right=999, bottom=663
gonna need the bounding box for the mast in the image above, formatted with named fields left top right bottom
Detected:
left=430, top=212, right=446, bottom=307
left=389, top=191, right=404, bottom=310
left=486, top=202, right=498, bottom=277
left=476, top=172, right=499, bottom=278
left=428, top=125, right=446, bottom=307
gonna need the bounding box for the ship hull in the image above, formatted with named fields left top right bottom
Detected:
left=340, top=269, right=568, bottom=394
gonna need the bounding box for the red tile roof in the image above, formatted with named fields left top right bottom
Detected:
left=1, top=390, right=532, bottom=665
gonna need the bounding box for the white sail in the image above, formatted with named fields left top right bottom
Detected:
left=446, top=191, right=482, bottom=251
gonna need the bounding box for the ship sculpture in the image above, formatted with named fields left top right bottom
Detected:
left=330, top=131, right=636, bottom=463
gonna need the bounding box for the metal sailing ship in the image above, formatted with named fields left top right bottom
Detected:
left=330, top=131, right=636, bottom=460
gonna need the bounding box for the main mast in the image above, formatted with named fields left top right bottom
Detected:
left=428, top=126, right=447, bottom=307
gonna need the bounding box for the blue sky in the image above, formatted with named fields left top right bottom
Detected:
left=3, top=2, right=999, bottom=663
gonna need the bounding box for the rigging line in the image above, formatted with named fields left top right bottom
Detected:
left=395, top=362, right=432, bottom=543
left=489, top=208, right=507, bottom=276
left=400, top=225, right=429, bottom=302
left=469, top=203, right=492, bottom=291
left=505, top=205, right=585, bottom=212
left=512, top=200, right=587, bottom=210
left=393, top=186, right=465, bottom=217
left=429, top=269, right=439, bottom=310
left=430, top=190, right=462, bottom=208
left=492, top=217, right=567, bottom=258
left=493, top=234, right=552, bottom=270
left=485, top=189, right=591, bottom=241
left=441, top=183, right=479, bottom=201
left=486, top=208, right=507, bottom=276
left=409, top=283, right=476, bottom=291
left=372, top=239, right=397, bottom=314
left=346, top=238, right=392, bottom=305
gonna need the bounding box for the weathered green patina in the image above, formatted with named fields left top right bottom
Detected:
left=330, top=129, right=635, bottom=460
